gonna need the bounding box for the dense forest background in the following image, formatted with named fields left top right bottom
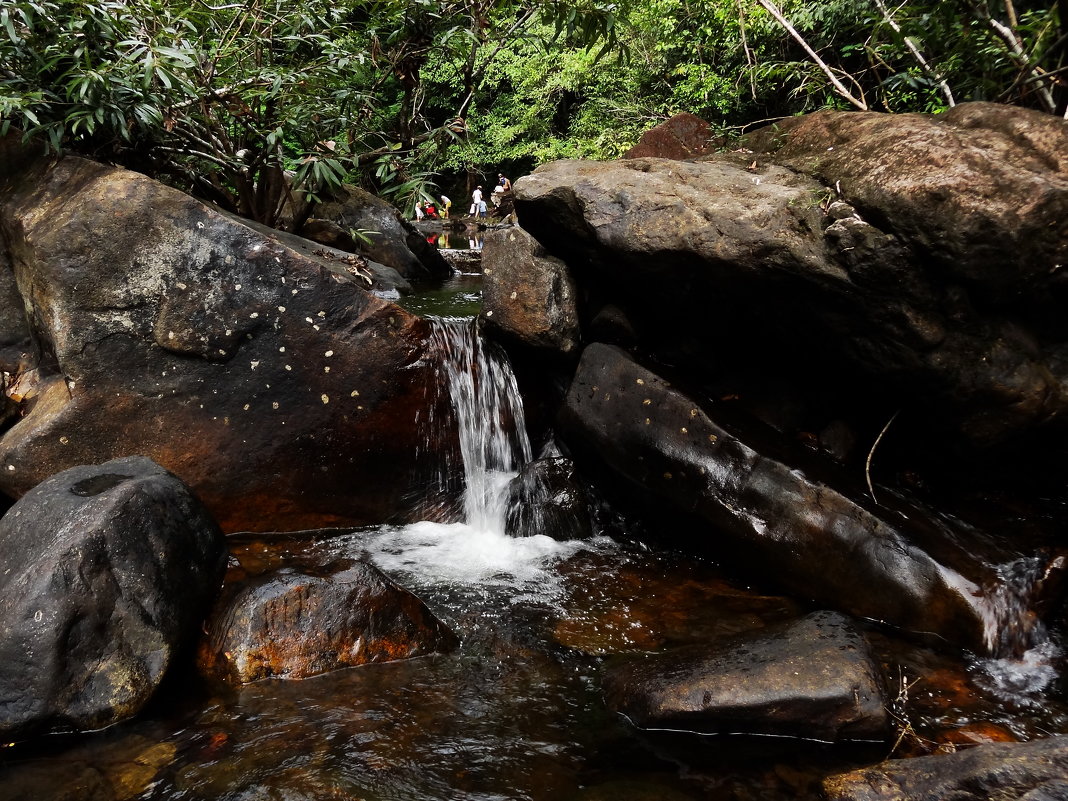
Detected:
left=2, top=0, right=1066, bottom=223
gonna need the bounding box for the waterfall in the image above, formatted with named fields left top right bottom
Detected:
left=428, top=318, right=532, bottom=534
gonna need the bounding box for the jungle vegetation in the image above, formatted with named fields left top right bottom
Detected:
left=1, top=1, right=1066, bottom=224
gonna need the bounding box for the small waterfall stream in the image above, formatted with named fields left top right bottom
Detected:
left=363, top=317, right=585, bottom=597
left=428, top=318, right=532, bottom=534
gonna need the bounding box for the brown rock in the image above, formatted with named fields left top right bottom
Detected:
left=481, top=226, right=580, bottom=354
left=624, top=112, right=715, bottom=160
left=0, top=147, right=450, bottom=532
left=602, top=611, right=891, bottom=741
left=823, top=735, right=1068, bottom=801
left=197, top=558, right=458, bottom=683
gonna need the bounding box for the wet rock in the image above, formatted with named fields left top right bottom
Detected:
left=504, top=456, right=593, bottom=541
left=559, top=343, right=1044, bottom=654
left=0, top=457, right=226, bottom=741
left=197, top=558, right=458, bottom=683
left=0, top=147, right=448, bottom=531
left=481, top=227, right=580, bottom=355
left=602, top=611, right=890, bottom=741
left=624, top=112, right=716, bottom=160
left=310, top=183, right=450, bottom=281
left=515, top=107, right=1068, bottom=457
left=823, top=734, right=1068, bottom=801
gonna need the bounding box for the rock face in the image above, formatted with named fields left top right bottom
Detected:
left=198, top=558, right=458, bottom=683
left=624, top=112, right=715, bottom=160
left=504, top=456, right=593, bottom=541
left=309, top=184, right=451, bottom=282
left=0, top=457, right=226, bottom=741
left=0, top=146, right=450, bottom=532
left=559, top=343, right=1044, bottom=654
left=602, top=611, right=889, bottom=741
left=481, top=227, right=581, bottom=355
left=514, top=105, right=1068, bottom=458
left=823, top=735, right=1068, bottom=801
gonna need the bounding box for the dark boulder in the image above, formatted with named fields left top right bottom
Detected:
left=309, top=183, right=450, bottom=281
left=504, top=456, right=593, bottom=541
left=0, top=146, right=450, bottom=532
left=198, top=557, right=458, bottom=683
left=823, top=734, right=1068, bottom=801
left=624, top=112, right=716, bottom=160
left=481, top=227, right=581, bottom=355
left=602, top=611, right=890, bottom=741
left=514, top=107, right=1068, bottom=458
left=558, top=343, right=1056, bottom=655
left=0, top=457, right=226, bottom=741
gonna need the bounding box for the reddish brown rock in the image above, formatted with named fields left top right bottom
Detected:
left=624, top=112, right=715, bottom=160
left=0, top=145, right=451, bottom=532
left=197, top=557, right=458, bottom=683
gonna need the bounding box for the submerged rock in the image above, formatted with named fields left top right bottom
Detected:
left=0, top=144, right=448, bottom=532
left=504, top=456, right=593, bottom=541
left=198, top=557, right=458, bottom=683
left=823, top=734, right=1068, bottom=800
left=0, top=457, right=226, bottom=741
left=559, top=343, right=1052, bottom=654
left=602, top=611, right=890, bottom=741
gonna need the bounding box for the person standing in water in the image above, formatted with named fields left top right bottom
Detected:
left=470, top=185, right=483, bottom=218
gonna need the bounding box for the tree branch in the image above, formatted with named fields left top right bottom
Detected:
left=873, top=0, right=955, bottom=107
left=755, top=0, right=869, bottom=110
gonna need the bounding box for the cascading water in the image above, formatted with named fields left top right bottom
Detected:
left=362, top=317, right=587, bottom=595
left=427, top=318, right=532, bottom=534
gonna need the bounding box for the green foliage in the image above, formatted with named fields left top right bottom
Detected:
left=1, top=0, right=1063, bottom=225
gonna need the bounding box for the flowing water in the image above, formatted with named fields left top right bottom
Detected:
left=1, top=289, right=1067, bottom=800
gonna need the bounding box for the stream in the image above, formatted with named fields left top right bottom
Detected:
left=1, top=280, right=1066, bottom=801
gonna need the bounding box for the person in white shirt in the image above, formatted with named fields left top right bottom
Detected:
left=469, top=186, right=483, bottom=217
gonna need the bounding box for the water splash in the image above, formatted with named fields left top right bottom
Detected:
left=362, top=318, right=591, bottom=600
left=972, top=556, right=1064, bottom=705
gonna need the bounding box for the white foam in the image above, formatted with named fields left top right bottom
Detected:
left=973, top=637, right=1063, bottom=708
left=362, top=520, right=587, bottom=591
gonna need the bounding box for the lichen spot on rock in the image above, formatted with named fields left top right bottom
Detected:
left=321, top=395, right=330, bottom=404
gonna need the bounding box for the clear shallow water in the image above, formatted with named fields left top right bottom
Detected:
left=396, top=273, right=483, bottom=319
left=1, top=528, right=1066, bottom=801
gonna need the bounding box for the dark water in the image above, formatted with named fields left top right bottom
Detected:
left=2, top=287, right=1067, bottom=801
left=397, top=274, right=483, bottom=319
left=3, top=528, right=1064, bottom=801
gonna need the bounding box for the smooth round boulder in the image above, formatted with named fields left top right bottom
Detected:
left=0, top=457, right=226, bottom=741
left=602, top=611, right=890, bottom=742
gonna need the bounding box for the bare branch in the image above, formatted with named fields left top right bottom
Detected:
left=873, top=0, right=955, bottom=107
left=755, top=0, right=869, bottom=110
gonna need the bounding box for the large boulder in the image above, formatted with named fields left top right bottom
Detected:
left=602, top=611, right=890, bottom=741
left=514, top=106, right=1068, bottom=460
left=558, top=343, right=1058, bottom=655
left=481, top=226, right=581, bottom=355
left=0, top=146, right=451, bottom=532
left=309, top=184, right=451, bottom=281
left=823, top=735, right=1068, bottom=801
left=198, top=557, right=458, bottom=683
left=743, top=102, right=1068, bottom=298
left=0, top=457, right=226, bottom=741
